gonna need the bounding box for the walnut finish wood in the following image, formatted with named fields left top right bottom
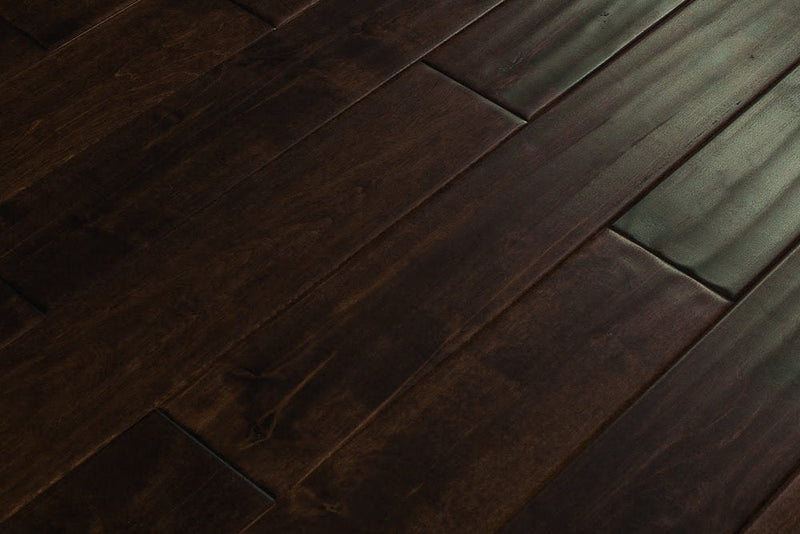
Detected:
left=0, top=0, right=136, bottom=48
left=0, top=0, right=503, bottom=310
left=0, top=64, right=517, bottom=520
left=428, top=0, right=687, bottom=118
left=0, top=0, right=268, bottom=205
left=0, top=280, right=41, bottom=351
left=746, top=468, right=800, bottom=534
left=0, top=16, right=44, bottom=78
left=4, top=411, right=272, bottom=533
left=615, top=64, right=800, bottom=298
left=502, top=244, right=800, bottom=533
left=165, top=0, right=800, bottom=507
left=234, top=0, right=317, bottom=26
left=237, top=231, right=726, bottom=533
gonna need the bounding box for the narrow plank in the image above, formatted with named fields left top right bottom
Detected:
left=501, top=244, right=800, bottom=532
left=615, top=64, right=800, bottom=298
left=0, top=16, right=44, bottom=79
left=163, top=0, right=800, bottom=499
left=746, top=468, right=800, bottom=534
left=240, top=231, right=726, bottom=532
left=0, top=0, right=268, bottom=204
left=3, top=412, right=272, bottom=533
left=0, top=0, right=504, bottom=309
left=0, top=0, right=135, bottom=48
left=427, top=0, right=687, bottom=118
left=0, top=64, right=519, bottom=520
left=0, top=279, right=41, bottom=351
left=234, top=0, right=318, bottom=26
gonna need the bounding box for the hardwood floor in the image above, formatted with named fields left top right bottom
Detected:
left=3, top=0, right=800, bottom=531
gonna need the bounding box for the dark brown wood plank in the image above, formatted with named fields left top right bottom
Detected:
left=234, top=0, right=318, bottom=26
left=0, top=279, right=41, bottom=351
left=745, top=468, right=800, bottom=534
left=615, top=65, right=800, bottom=298
left=0, top=0, right=268, bottom=204
left=238, top=231, right=725, bottom=532
left=0, top=0, right=135, bottom=48
left=3, top=411, right=272, bottom=533
left=163, top=0, right=800, bottom=503
left=0, top=64, right=518, bottom=520
left=0, top=0, right=504, bottom=310
left=501, top=245, right=800, bottom=532
left=427, top=0, right=687, bottom=118
left=0, top=16, right=44, bottom=79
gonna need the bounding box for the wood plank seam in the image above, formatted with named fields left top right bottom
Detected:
left=161, top=60, right=527, bottom=421
left=0, top=13, right=45, bottom=50
left=38, top=0, right=143, bottom=50
left=155, top=409, right=276, bottom=502
left=228, top=1, right=278, bottom=29
left=426, top=0, right=698, bottom=122
left=422, top=60, right=528, bottom=123
left=610, top=57, right=800, bottom=303
left=0, top=274, right=45, bottom=315
left=737, top=454, right=800, bottom=532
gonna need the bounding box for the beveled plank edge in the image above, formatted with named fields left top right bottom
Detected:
left=424, top=0, right=697, bottom=121
left=156, top=409, right=276, bottom=503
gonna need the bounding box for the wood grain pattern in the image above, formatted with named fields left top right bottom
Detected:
left=241, top=231, right=726, bottom=532
left=428, top=0, right=686, bottom=118
left=0, top=280, right=41, bottom=351
left=745, top=468, right=800, bottom=533
left=164, top=0, right=800, bottom=504
left=0, top=64, right=518, bottom=520
left=0, top=0, right=135, bottom=48
left=0, top=0, right=268, bottom=205
left=502, top=244, right=800, bottom=533
left=0, top=16, right=44, bottom=78
left=0, top=0, right=503, bottom=310
left=615, top=64, right=800, bottom=297
left=234, top=0, right=318, bottom=25
left=3, top=411, right=272, bottom=533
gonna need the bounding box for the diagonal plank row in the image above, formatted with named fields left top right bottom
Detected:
left=235, top=230, right=726, bottom=532
left=0, top=64, right=517, bottom=521
left=428, top=0, right=690, bottom=118
left=0, top=0, right=269, bottom=205
left=3, top=411, right=273, bottom=534
left=0, top=0, right=505, bottom=310
left=164, top=0, right=800, bottom=507
left=615, top=64, right=800, bottom=298
left=503, top=238, right=800, bottom=533
left=0, top=15, right=44, bottom=78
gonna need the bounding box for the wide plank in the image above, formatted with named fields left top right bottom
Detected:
left=0, top=16, right=44, bottom=79
left=745, top=468, right=800, bottom=534
left=234, top=0, right=318, bottom=26
left=164, top=0, right=800, bottom=500
left=240, top=231, right=725, bottom=532
left=427, top=0, right=687, bottom=118
left=615, top=64, right=800, bottom=298
left=0, top=0, right=504, bottom=309
left=502, top=244, right=800, bottom=532
left=0, top=279, right=41, bottom=351
left=3, top=411, right=272, bottom=533
left=0, top=0, right=136, bottom=48
left=0, top=64, right=518, bottom=520
left=0, top=0, right=268, bottom=204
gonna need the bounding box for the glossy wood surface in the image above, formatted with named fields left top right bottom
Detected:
left=242, top=230, right=726, bottom=532
left=428, top=0, right=687, bottom=118
left=0, top=0, right=269, bottom=204
left=0, top=0, right=503, bottom=310
left=4, top=0, right=800, bottom=530
left=0, top=63, right=516, bottom=520
left=502, top=242, right=800, bottom=533
left=615, top=64, right=800, bottom=297
left=4, top=411, right=273, bottom=533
